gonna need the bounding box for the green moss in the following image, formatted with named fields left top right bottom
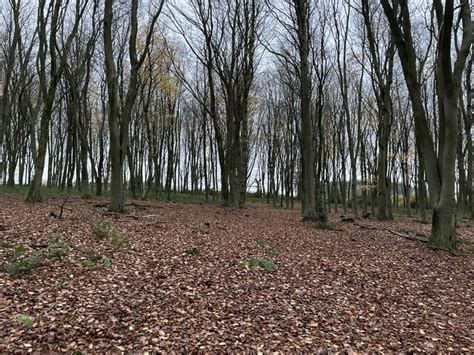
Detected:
left=241, top=257, right=277, bottom=272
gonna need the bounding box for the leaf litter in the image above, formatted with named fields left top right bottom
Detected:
left=0, top=196, right=472, bottom=352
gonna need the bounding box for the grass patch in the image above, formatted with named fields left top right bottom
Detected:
left=92, top=221, right=126, bottom=250
left=92, top=220, right=112, bottom=239
left=47, top=235, right=70, bottom=260
left=0, top=185, right=273, bottom=207
left=101, top=255, right=112, bottom=268
left=156, top=192, right=219, bottom=204
left=83, top=249, right=101, bottom=267
left=13, top=244, right=26, bottom=257
left=110, top=233, right=127, bottom=250
left=184, top=247, right=200, bottom=256
left=6, top=253, right=43, bottom=276
left=5, top=237, right=70, bottom=276
left=0, top=185, right=86, bottom=198
left=241, top=257, right=277, bottom=272
left=13, top=314, right=34, bottom=329
left=269, top=248, right=280, bottom=257
left=150, top=191, right=269, bottom=205
left=82, top=249, right=112, bottom=268
left=86, top=250, right=101, bottom=262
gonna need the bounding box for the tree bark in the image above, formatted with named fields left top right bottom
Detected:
left=381, top=0, right=472, bottom=250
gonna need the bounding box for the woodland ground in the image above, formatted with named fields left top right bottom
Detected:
left=0, top=194, right=473, bottom=352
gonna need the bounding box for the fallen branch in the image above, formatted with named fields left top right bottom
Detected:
left=386, top=229, right=428, bottom=243
left=93, top=203, right=109, bottom=208
left=126, top=202, right=152, bottom=210
left=354, top=222, right=378, bottom=230
left=353, top=222, right=428, bottom=243
left=102, top=212, right=140, bottom=220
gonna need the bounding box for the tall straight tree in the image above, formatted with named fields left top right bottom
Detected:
left=361, top=0, right=395, bottom=220
left=267, top=0, right=324, bottom=220
left=168, top=0, right=230, bottom=206
left=0, top=0, right=22, bottom=182
left=64, top=0, right=100, bottom=198
left=211, top=0, right=262, bottom=208
left=333, top=0, right=358, bottom=217
left=381, top=0, right=472, bottom=250
left=294, top=0, right=317, bottom=220
left=170, top=0, right=262, bottom=208
left=467, top=49, right=473, bottom=219
left=103, top=0, right=164, bottom=213
left=26, top=0, right=88, bottom=202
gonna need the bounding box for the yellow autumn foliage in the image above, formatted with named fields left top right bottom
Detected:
left=137, top=27, right=180, bottom=98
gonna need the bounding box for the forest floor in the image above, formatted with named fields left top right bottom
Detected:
left=0, top=195, right=473, bottom=352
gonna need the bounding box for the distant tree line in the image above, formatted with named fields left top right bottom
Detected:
left=0, top=0, right=472, bottom=250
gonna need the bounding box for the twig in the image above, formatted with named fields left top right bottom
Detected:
left=30, top=243, right=49, bottom=249
left=50, top=197, right=70, bottom=219
left=59, top=197, right=69, bottom=219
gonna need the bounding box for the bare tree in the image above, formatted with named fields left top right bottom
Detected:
left=360, top=0, right=395, bottom=220
left=381, top=0, right=472, bottom=249
left=26, top=0, right=89, bottom=202
left=103, top=0, right=164, bottom=212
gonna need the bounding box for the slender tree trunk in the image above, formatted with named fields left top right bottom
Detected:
left=298, top=0, right=317, bottom=220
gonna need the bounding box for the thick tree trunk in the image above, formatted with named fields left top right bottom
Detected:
left=104, top=0, right=124, bottom=212
left=431, top=201, right=456, bottom=250
left=381, top=0, right=471, bottom=250
left=429, top=97, right=459, bottom=250
left=104, top=0, right=163, bottom=212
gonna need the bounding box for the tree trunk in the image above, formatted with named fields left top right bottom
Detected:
left=298, top=0, right=317, bottom=221
left=381, top=0, right=471, bottom=250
